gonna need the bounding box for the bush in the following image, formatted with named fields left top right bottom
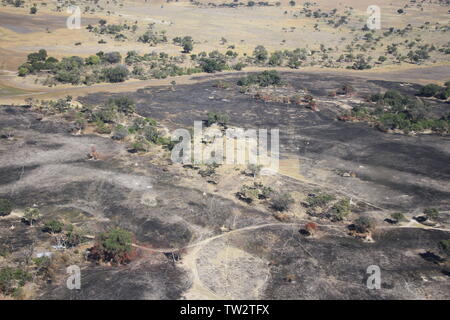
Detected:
left=0, top=199, right=13, bottom=217
left=102, top=65, right=129, bottom=83
left=206, top=112, right=229, bottom=127
left=90, top=228, right=133, bottom=264
left=391, top=212, right=406, bottom=222
left=330, top=199, right=351, bottom=221
left=143, top=125, right=160, bottom=143
left=270, top=192, right=294, bottom=211
left=246, top=163, right=262, bottom=177
left=95, top=121, right=112, bottom=134
left=199, top=57, right=227, bottom=73
left=18, top=67, right=29, bottom=77
left=55, top=70, right=81, bottom=84
left=435, top=86, right=450, bottom=100
left=353, top=216, right=376, bottom=233
left=424, top=208, right=439, bottom=220
left=85, top=55, right=100, bottom=65
left=418, top=84, right=442, bottom=97
left=440, top=239, right=450, bottom=256
left=42, top=220, right=64, bottom=234
left=237, top=70, right=282, bottom=87
left=65, top=225, right=83, bottom=248
left=0, top=267, right=31, bottom=296
left=103, top=51, right=122, bottom=64
left=110, top=96, right=135, bottom=115
left=112, top=125, right=128, bottom=140
left=253, top=45, right=268, bottom=62
left=305, top=193, right=334, bottom=208
left=30, top=6, right=37, bottom=14
left=93, top=107, right=117, bottom=123
left=132, top=137, right=151, bottom=152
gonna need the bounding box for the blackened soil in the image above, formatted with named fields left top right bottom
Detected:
left=80, top=72, right=450, bottom=211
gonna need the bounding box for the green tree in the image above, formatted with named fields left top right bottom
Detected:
left=253, top=45, right=268, bottom=62
left=181, top=36, right=194, bottom=53
left=23, top=207, right=40, bottom=226
left=42, top=220, right=64, bottom=234
left=94, top=228, right=133, bottom=264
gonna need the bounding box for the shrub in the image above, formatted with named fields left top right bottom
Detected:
left=112, top=125, right=128, bottom=140
left=90, top=228, right=133, bottom=264
left=206, top=112, right=229, bottom=127
left=143, top=125, right=161, bottom=143
left=132, top=137, right=151, bottom=152
left=199, top=57, right=227, bottom=73
left=110, top=96, right=135, bottom=115
left=42, top=220, right=64, bottom=234
left=246, top=163, right=262, bottom=177
left=330, top=199, right=351, bottom=221
left=93, top=107, right=117, bottom=123
left=18, top=67, right=29, bottom=77
left=85, top=55, right=100, bottom=65
left=305, top=193, right=334, bottom=208
left=237, top=70, right=282, bottom=87
left=353, top=216, right=376, bottom=233
left=237, top=183, right=272, bottom=203
left=418, top=84, right=442, bottom=97
left=65, top=226, right=83, bottom=248
left=391, top=212, right=406, bottom=222
left=0, top=267, right=31, bottom=296
left=237, top=185, right=260, bottom=203
left=440, top=239, right=450, bottom=256
left=435, top=86, right=450, bottom=100
left=95, top=121, right=112, bottom=134
left=103, top=51, right=122, bottom=64
left=55, top=70, right=81, bottom=84
left=424, top=208, right=439, bottom=220
left=0, top=199, right=13, bottom=217
left=253, top=45, right=268, bottom=62
left=232, top=62, right=246, bottom=71
left=30, top=6, right=37, bottom=14
left=270, top=192, right=294, bottom=212
left=102, top=65, right=129, bottom=83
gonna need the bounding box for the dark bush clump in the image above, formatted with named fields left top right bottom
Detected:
left=0, top=199, right=13, bottom=217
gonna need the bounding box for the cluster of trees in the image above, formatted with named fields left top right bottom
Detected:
left=18, top=49, right=130, bottom=84
left=138, top=29, right=168, bottom=46
left=87, top=20, right=138, bottom=42
left=418, top=82, right=450, bottom=100
left=173, top=36, right=194, bottom=53
left=303, top=192, right=351, bottom=221
left=237, top=70, right=282, bottom=87
left=2, top=0, right=24, bottom=7
left=347, top=90, right=450, bottom=134
left=0, top=267, right=31, bottom=297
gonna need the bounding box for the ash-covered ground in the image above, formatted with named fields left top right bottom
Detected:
left=1, top=71, right=449, bottom=299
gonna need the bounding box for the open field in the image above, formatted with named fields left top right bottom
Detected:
left=0, top=0, right=449, bottom=301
